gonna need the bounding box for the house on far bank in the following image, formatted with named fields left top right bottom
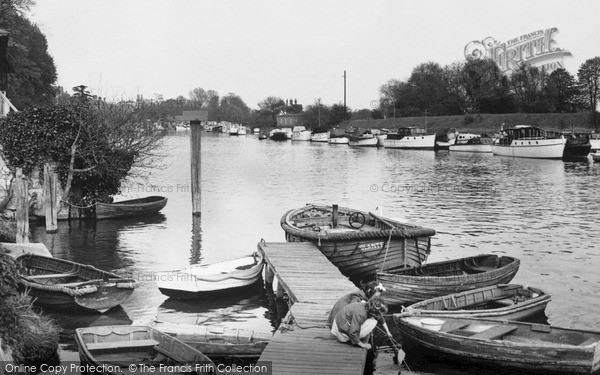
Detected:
left=277, top=113, right=303, bottom=127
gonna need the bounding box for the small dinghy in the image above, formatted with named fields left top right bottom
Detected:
left=95, top=196, right=167, bottom=220
left=394, top=316, right=600, bottom=374
left=147, top=322, right=271, bottom=360
left=75, top=325, right=215, bottom=375
left=377, top=254, right=520, bottom=306
left=17, top=254, right=136, bottom=313
left=156, top=252, right=264, bottom=299
left=398, top=284, right=550, bottom=321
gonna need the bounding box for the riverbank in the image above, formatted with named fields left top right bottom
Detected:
left=343, top=112, right=594, bottom=135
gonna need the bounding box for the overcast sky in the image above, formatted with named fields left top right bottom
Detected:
left=30, top=0, right=600, bottom=110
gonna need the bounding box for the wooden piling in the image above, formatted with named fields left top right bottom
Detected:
left=15, top=168, right=28, bottom=243
left=190, top=119, right=201, bottom=216
left=43, top=163, right=58, bottom=233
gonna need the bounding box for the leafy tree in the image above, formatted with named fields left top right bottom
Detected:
left=0, top=98, right=164, bottom=211
left=257, top=96, right=285, bottom=126
left=544, top=68, right=578, bottom=113
left=510, top=64, right=551, bottom=113
left=461, top=58, right=513, bottom=113
left=302, top=99, right=330, bottom=129
left=219, top=92, right=250, bottom=123
left=188, top=87, right=207, bottom=108
left=2, top=6, right=57, bottom=108
left=408, top=62, right=461, bottom=116
left=327, top=103, right=350, bottom=127
left=577, top=57, right=600, bottom=111
left=206, top=90, right=220, bottom=121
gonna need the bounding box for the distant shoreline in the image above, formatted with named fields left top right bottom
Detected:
left=342, top=112, right=594, bottom=135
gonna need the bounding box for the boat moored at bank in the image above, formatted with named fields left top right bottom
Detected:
left=492, top=125, right=566, bottom=159
left=382, top=127, right=436, bottom=149
left=449, top=133, right=493, bottom=153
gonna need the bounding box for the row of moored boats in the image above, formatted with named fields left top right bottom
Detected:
left=9, top=202, right=600, bottom=374
left=263, top=125, right=600, bottom=160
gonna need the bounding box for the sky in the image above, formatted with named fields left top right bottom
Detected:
left=29, top=0, right=600, bottom=111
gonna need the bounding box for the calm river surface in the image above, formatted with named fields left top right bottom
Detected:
left=32, top=131, right=600, bottom=374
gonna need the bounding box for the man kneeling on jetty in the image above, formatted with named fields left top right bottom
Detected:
left=330, top=297, right=389, bottom=349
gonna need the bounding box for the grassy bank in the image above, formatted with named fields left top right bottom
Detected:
left=344, top=112, right=595, bottom=135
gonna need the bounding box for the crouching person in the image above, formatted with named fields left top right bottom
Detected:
left=330, top=297, right=388, bottom=349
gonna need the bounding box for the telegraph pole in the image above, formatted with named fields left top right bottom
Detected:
left=343, top=70, right=347, bottom=113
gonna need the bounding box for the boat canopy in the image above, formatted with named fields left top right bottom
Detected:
left=329, top=128, right=347, bottom=138
left=503, top=126, right=552, bottom=140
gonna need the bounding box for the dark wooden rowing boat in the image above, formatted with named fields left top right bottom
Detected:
left=95, top=196, right=167, bottom=220
left=377, top=254, right=520, bottom=306
left=148, top=322, right=271, bottom=360
left=394, top=315, right=600, bottom=374
left=280, top=204, right=436, bottom=280
left=17, top=254, right=136, bottom=313
left=75, top=325, right=215, bottom=375
left=398, top=284, right=550, bottom=320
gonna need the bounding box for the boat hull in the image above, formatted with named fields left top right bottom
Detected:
left=401, top=284, right=550, bottom=320
left=281, top=205, right=436, bottom=280
left=95, top=196, right=167, bottom=220
left=147, top=322, right=270, bottom=360
left=449, top=144, right=492, bottom=153
left=377, top=254, right=520, bottom=306
left=328, top=137, right=349, bottom=144
left=17, top=254, right=136, bottom=313
left=348, top=137, right=378, bottom=147
left=383, top=134, right=436, bottom=149
left=311, top=133, right=329, bottom=142
left=291, top=130, right=311, bottom=141
left=395, top=316, right=600, bottom=375
left=156, top=253, right=264, bottom=299
left=492, top=138, right=566, bottom=159
left=75, top=326, right=215, bottom=375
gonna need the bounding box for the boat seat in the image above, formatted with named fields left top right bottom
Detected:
left=470, top=325, right=517, bottom=340
left=578, top=338, right=597, bottom=346
left=86, top=339, right=159, bottom=351
left=440, top=321, right=469, bottom=333
left=495, top=298, right=515, bottom=306
left=26, top=272, right=77, bottom=279
left=463, top=265, right=493, bottom=273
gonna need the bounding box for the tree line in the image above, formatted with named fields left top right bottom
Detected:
left=378, top=57, right=600, bottom=127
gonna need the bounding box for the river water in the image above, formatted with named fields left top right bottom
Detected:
left=31, top=131, right=600, bottom=374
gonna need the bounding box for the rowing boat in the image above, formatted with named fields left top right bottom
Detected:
left=377, top=254, right=520, bottom=306
left=75, top=325, right=215, bottom=374
left=394, top=315, right=600, bottom=374
left=156, top=252, right=264, bottom=299
left=398, top=284, right=550, bottom=320
left=147, top=322, right=271, bottom=360
left=95, top=196, right=167, bottom=220
left=281, top=204, right=436, bottom=280
left=17, top=254, right=136, bottom=313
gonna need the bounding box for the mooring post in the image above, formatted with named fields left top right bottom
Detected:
left=190, top=119, right=201, bottom=216
left=332, top=204, right=338, bottom=228
left=15, top=167, right=28, bottom=243
left=43, top=163, right=58, bottom=233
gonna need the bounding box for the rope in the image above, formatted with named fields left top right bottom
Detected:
left=60, top=199, right=96, bottom=209
left=380, top=229, right=394, bottom=271
left=20, top=278, right=98, bottom=296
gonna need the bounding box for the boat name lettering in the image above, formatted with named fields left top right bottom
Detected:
left=464, top=27, right=571, bottom=73
left=359, top=242, right=384, bottom=251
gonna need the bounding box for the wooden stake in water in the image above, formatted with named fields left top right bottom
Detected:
left=43, top=163, right=58, bottom=233
left=190, top=119, right=202, bottom=216
left=15, top=167, right=28, bottom=243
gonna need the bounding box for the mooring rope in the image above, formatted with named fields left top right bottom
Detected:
left=59, top=199, right=96, bottom=209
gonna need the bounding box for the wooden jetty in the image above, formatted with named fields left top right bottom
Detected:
left=257, top=242, right=367, bottom=375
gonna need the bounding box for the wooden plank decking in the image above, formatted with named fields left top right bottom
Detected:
left=257, top=242, right=367, bottom=375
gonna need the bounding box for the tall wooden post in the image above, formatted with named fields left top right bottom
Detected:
left=15, top=168, right=28, bottom=243
left=190, top=119, right=202, bottom=216
left=43, top=163, right=58, bottom=233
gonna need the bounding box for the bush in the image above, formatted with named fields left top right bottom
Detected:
left=0, top=249, right=60, bottom=367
